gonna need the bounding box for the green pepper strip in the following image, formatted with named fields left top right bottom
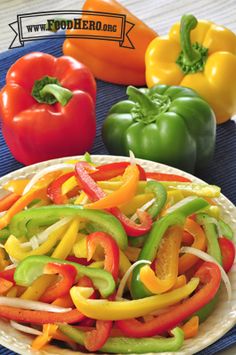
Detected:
left=195, top=213, right=222, bottom=322
left=219, top=219, right=234, bottom=240
left=131, top=197, right=209, bottom=299
left=145, top=180, right=167, bottom=219
left=8, top=205, right=128, bottom=250
left=14, top=255, right=115, bottom=298
left=58, top=324, right=184, bottom=353
left=196, top=213, right=222, bottom=265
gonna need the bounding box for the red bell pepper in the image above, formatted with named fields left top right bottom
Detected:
left=40, top=263, right=77, bottom=303
left=84, top=319, right=113, bottom=352
left=116, top=262, right=221, bottom=337
left=0, top=268, right=16, bottom=283
left=0, top=52, right=96, bottom=165
left=218, top=237, right=235, bottom=273
left=0, top=277, right=13, bottom=294
left=0, top=192, right=20, bottom=212
left=0, top=305, right=85, bottom=324
left=75, top=162, right=152, bottom=236
left=146, top=172, right=191, bottom=182
left=91, top=162, right=146, bottom=181
left=87, top=232, right=120, bottom=281
left=47, top=172, right=75, bottom=204
left=66, top=256, right=91, bottom=266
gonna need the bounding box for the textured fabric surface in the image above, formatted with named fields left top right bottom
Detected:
left=0, top=29, right=236, bottom=355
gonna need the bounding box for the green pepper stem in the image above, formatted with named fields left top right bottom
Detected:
left=32, top=76, right=73, bottom=106
left=179, top=14, right=201, bottom=65
left=40, top=84, right=72, bottom=106
left=127, top=86, right=156, bottom=112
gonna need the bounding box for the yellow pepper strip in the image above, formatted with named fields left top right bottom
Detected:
left=52, top=218, right=80, bottom=259
left=74, top=191, right=89, bottom=205
left=61, top=176, right=77, bottom=195
left=140, top=226, right=182, bottom=294
left=178, top=218, right=207, bottom=274
left=119, top=193, right=154, bottom=215
left=5, top=222, right=69, bottom=261
left=124, top=246, right=141, bottom=262
left=88, top=261, right=104, bottom=269
left=73, top=236, right=104, bottom=261
left=32, top=324, right=58, bottom=350
left=85, top=165, right=140, bottom=209
left=3, top=179, right=30, bottom=195
left=171, top=275, right=187, bottom=290
left=119, top=250, right=132, bottom=278
left=181, top=316, right=199, bottom=339
left=6, top=286, right=18, bottom=298
left=0, top=249, right=9, bottom=271
left=70, top=277, right=199, bottom=320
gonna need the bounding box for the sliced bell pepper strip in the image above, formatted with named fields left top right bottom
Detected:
left=0, top=268, right=15, bottom=283
left=178, top=218, right=207, bottom=274
left=218, top=237, right=235, bottom=273
left=117, top=262, right=221, bottom=337
left=47, top=172, right=75, bottom=204
left=14, top=255, right=115, bottom=298
left=219, top=219, right=234, bottom=240
left=119, top=193, right=154, bottom=216
left=146, top=172, right=191, bottom=182
left=0, top=187, right=47, bottom=230
left=8, top=205, right=127, bottom=250
left=75, top=162, right=104, bottom=201
left=91, top=162, right=146, bottom=181
left=59, top=324, right=184, bottom=353
left=52, top=218, right=80, bottom=259
left=87, top=232, right=120, bottom=281
left=3, top=179, right=29, bottom=195
left=0, top=192, right=20, bottom=212
left=0, top=277, right=13, bottom=294
left=145, top=180, right=167, bottom=219
left=131, top=197, right=209, bottom=299
left=196, top=213, right=222, bottom=265
left=85, top=164, right=140, bottom=209
left=70, top=277, right=199, bottom=320
left=161, top=182, right=220, bottom=198
left=181, top=316, right=199, bottom=339
left=140, top=226, right=182, bottom=294
left=32, top=324, right=58, bottom=350
left=84, top=319, right=113, bottom=352
left=40, top=263, right=77, bottom=303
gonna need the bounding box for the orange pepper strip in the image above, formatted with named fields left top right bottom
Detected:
left=85, top=165, right=140, bottom=209
left=3, top=179, right=30, bottom=195
left=0, top=187, right=47, bottom=230
left=178, top=219, right=207, bottom=274
left=181, top=316, right=199, bottom=339
left=0, top=192, right=20, bottom=212
left=171, top=275, right=187, bottom=290
left=140, top=226, right=182, bottom=294
left=31, top=324, right=58, bottom=350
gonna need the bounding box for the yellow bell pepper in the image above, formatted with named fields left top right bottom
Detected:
left=139, top=226, right=182, bottom=294
left=70, top=277, right=199, bottom=320
left=145, top=14, right=236, bottom=123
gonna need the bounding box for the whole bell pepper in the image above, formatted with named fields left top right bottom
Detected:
left=145, top=14, right=236, bottom=124
left=102, top=85, right=216, bottom=173
left=63, top=0, right=157, bottom=85
left=0, top=52, right=96, bottom=165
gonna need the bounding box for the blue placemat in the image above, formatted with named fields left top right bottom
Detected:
left=0, top=37, right=236, bottom=355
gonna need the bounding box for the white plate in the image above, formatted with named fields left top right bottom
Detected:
left=0, top=155, right=235, bottom=355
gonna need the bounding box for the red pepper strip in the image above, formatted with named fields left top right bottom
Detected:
left=86, top=233, right=117, bottom=352
left=40, top=263, right=77, bottom=303
left=91, top=162, right=146, bottom=181
left=218, top=237, right=235, bottom=273
left=47, top=172, right=74, bottom=204
left=66, top=256, right=91, bottom=266
left=87, top=232, right=120, bottom=281
left=116, top=262, right=221, bottom=337
left=0, top=268, right=16, bottom=283
left=146, top=172, right=191, bottom=182
left=0, top=192, right=20, bottom=212
left=75, top=162, right=152, bottom=236
left=0, top=277, right=13, bottom=294
left=0, top=305, right=85, bottom=324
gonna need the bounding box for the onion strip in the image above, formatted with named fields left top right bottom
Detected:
left=10, top=320, right=42, bottom=335
left=116, top=259, right=151, bottom=300
left=180, top=246, right=232, bottom=301
left=0, top=297, right=72, bottom=313
left=165, top=196, right=197, bottom=214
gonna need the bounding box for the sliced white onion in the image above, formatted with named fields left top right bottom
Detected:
left=116, top=259, right=151, bottom=300
left=0, top=243, right=5, bottom=249
left=8, top=255, right=18, bottom=267
left=180, top=246, right=232, bottom=301
left=0, top=297, right=72, bottom=313
left=4, top=264, right=17, bottom=270
left=130, top=198, right=156, bottom=222
left=10, top=320, right=42, bottom=335
left=23, top=163, right=74, bottom=195
left=129, top=150, right=137, bottom=166
left=165, top=196, right=197, bottom=214
left=21, top=217, right=72, bottom=249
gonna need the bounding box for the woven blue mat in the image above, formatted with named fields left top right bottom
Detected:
left=0, top=37, right=236, bottom=355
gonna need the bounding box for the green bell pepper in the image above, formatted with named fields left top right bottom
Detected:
left=8, top=205, right=128, bottom=250
left=59, top=324, right=184, bottom=353
left=102, top=85, right=216, bottom=173
left=14, top=255, right=115, bottom=298
left=131, top=197, right=209, bottom=299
